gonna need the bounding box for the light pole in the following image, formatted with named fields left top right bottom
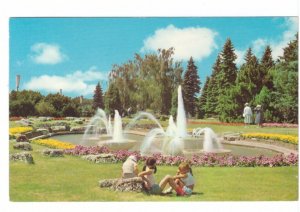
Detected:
left=16, top=75, right=20, bottom=91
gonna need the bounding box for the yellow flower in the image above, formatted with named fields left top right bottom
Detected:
left=9, top=127, right=33, bottom=136
left=241, top=133, right=298, bottom=144
left=31, top=139, right=76, bottom=149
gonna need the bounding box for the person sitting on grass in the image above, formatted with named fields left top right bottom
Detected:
left=122, top=155, right=138, bottom=179
left=165, top=162, right=195, bottom=196
left=138, top=157, right=184, bottom=195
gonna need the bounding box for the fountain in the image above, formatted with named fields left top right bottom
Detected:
left=81, top=86, right=230, bottom=155
left=82, top=108, right=112, bottom=143
left=135, top=85, right=230, bottom=156
left=112, top=110, right=123, bottom=142
left=176, top=85, right=187, bottom=138
left=91, top=110, right=138, bottom=150
left=135, top=86, right=187, bottom=156
left=52, top=90, right=278, bottom=157
left=191, top=127, right=231, bottom=154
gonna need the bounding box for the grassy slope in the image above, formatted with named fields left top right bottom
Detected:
left=10, top=143, right=298, bottom=201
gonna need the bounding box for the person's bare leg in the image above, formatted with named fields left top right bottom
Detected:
left=175, top=179, right=184, bottom=188
left=159, top=175, right=179, bottom=191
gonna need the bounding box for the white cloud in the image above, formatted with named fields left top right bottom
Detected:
left=252, top=38, right=267, bottom=56
left=270, top=17, right=298, bottom=59
left=30, top=43, right=67, bottom=64
left=24, top=67, right=108, bottom=96
left=235, top=49, right=246, bottom=66
left=141, top=25, right=218, bottom=61
left=235, top=17, right=298, bottom=63
left=251, top=17, right=298, bottom=60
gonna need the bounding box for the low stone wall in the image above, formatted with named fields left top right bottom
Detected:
left=99, top=177, right=144, bottom=192
left=42, top=149, right=64, bottom=157
left=13, top=142, right=32, bottom=151
left=9, top=152, right=34, bottom=164
left=223, top=133, right=241, bottom=141
left=82, top=154, right=117, bottom=163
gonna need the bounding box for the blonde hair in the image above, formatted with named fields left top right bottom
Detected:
left=179, top=162, right=193, bottom=176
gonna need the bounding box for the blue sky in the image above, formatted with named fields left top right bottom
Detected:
left=9, top=17, right=298, bottom=98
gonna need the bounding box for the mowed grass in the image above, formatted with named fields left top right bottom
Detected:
left=10, top=143, right=298, bottom=201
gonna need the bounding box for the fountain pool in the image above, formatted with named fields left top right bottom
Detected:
left=51, top=133, right=280, bottom=157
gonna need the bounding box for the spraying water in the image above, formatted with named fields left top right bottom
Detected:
left=140, top=128, right=165, bottom=155
left=192, top=127, right=223, bottom=152
left=82, top=108, right=110, bottom=142
left=107, top=115, right=112, bottom=136
left=112, top=110, right=123, bottom=142
left=125, top=111, right=164, bottom=131
left=165, top=115, right=177, bottom=137
left=176, top=85, right=187, bottom=138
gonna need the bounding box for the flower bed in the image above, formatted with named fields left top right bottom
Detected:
left=31, top=139, right=76, bottom=149
left=262, top=123, right=298, bottom=128
left=241, top=133, right=298, bottom=145
left=188, top=121, right=244, bottom=126
left=64, top=145, right=111, bottom=155
left=9, top=127, right=33, bottom=136
left=9, top=116, right=23, bottom=121
left=63, top=145, right=298, bottom=167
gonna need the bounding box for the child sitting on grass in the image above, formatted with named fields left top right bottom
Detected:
left=122, top=155, right=138, bottom=179
left=164, top=162, right=195, bottom=196
left=138, top=157, right=184, bottom=195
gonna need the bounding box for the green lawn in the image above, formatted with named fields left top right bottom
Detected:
left=10, top=143, right=298, bottom=201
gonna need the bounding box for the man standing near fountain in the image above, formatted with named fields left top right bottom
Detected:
left=243, top=103, right=253, bottom=126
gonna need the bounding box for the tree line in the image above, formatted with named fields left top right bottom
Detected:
left=10, top=33, right=298, bottom=123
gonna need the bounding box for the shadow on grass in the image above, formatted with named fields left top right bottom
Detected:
left=143, top=191, right=204, bottom=197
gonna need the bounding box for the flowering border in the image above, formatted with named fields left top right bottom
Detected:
left=241, top=133, right=298, bottom=145
left=64, top=145, right=298, bottom=167
left=9, top=127, right=33, bottom=136
left=31, top=139, right=76, bottom=150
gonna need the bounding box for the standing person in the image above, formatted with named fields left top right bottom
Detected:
left=122, top=155, right=138, bottom=179
left=138, top=157, right=184, bottom=195
left=243, top=103, right=253, bottom=126
left=254, top=105, right=263, bottom=127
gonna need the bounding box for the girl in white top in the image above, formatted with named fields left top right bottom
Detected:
left=172, top=162, right=195, bottom=196
left=138, top=157, right=182, bottom=195
left=122, top=155, right=138, bottom=179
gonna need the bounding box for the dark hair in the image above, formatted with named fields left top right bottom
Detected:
left=142, top=157, right=157, bottom=173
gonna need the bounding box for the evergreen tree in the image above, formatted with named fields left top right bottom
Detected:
left=219, top=38, right=237, bottom=88
left=280, top=33, right=298, bottom=63
left=260, top=45, right=275, bottom=90
left=270, top=34, right=298, bottom=123
left=183, top=57, right=201, bottom=117
left=205, top=54, right=222, bottom=117
left=216, top=38, right=237, bottom=121
left=93, top=82, right=104, bottom=110
left=236, top=48, right=260, bottom=103
left=104, top=83, right=122, bottom=116
left=198, top=76, right=210, bottom=118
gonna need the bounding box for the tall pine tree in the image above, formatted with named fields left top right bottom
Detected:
left=270, top=33, right=298, bottom=123
left=104, top=83, right=122, bottom=116
left=219, top=38, right=237, bottom=88
left=198, top=76, right=210, bottom=118
left=205, top=54, right=222, bottom=117
left=216, top=38, right=237, bottom=121
left=236, top=48, right=260, bottom=102
left=93, top=82, right=104, bottom=110
left=183, top=57, right=201, bottom=117
left=260, top=45, right=275, bottom=90
left=280, top=32, right=298, bottom=63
